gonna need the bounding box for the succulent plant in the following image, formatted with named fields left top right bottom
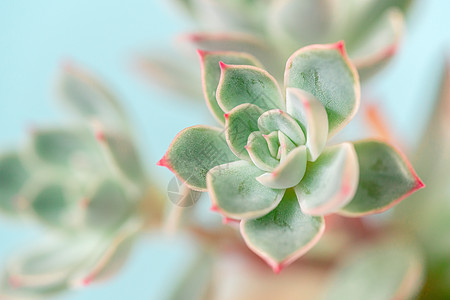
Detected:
left=139, top=0, right=412, bottom=100
left=158, top=41, right=424, bottom=273
left=0, top=64, right=161, bottom=298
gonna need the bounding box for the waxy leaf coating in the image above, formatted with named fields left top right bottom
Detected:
left=0, top=152, right=29, bottom=214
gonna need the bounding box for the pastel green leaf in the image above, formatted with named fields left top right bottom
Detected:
left=295, top=143, right=359, bottom=216
left=241, top=189, right=325, bottom=273
left=322, top=238, right=423, bottom=300
left=57, top=63, right=127, bottom=126
left=246, top=131, right=280, bottom=172
left=159, top=126, right=238, bottom=191
left=84, top=179, right=131, bottom=230
left=99, top=130, right=146, bottom=186
left=263, top=131, right=279, bottom=158
left=284, top=42, right=360, bottom=136
left=199, top=50, right=262, bottom=124
left=277, top=131, right=296, bottom=161
left=225, top=103, right=264, bottom=160
left=257, top=146, right=307, bottom=189
left=0, top=152, right=29, bottom=214
left=340, top=140, right=424, bottom=217
left=207, top=160, right=285, bottom=219
left=31, top=128, right=102, bottom=171
left=286, top=88, right=328, bottom=161
left=257, top=109, right=305, bottom=145
left=217, top=64, right=285, bottom=113
left=30, top=183, right=70, bottom=227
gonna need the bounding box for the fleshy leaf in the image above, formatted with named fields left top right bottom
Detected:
left=246, top=132, right=280, bottom=172
left=277, top=131, right=296, bottom=161
left=264, top=132, right=279, bottom=158
left=158, top=126, right=238, bottom=191
left=29, top=183, right=70, bottom=227
left=198, top=50, right=262, bottom=124
left=241, top=189, right=325, bottom=273
left=257, top=109, right=305, bottom=145
left=257, top=146, right=307, bottom=189
left=57, top=63, right=127, bottom=127
left=217, top=64, right=285, bottom=113
left=225, top=103, right=264, bottom=160
left=84, top=179, right=131, bottom=230
left=207, top=160, right=285, bottom=220
left=284, top=42, right=360, bottom=136
left=340, top=140, right=424, bottom=216
left=295, top=143, right=359, bottom=215
left=322, top=238, right=423, bottom=300
left=0, top=152, right=29, bottom=214
left=286, top=88, right=328, bottom=161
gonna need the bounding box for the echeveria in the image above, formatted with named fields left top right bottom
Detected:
left=0, top=64, right=160, bottom=298
left=158, top=42, right=424, bottom=272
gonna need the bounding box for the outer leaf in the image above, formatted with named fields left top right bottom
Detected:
left=217, top=64, right=285, bottom=113
left=29, top=183, right=70, bottom=227
left=284, top=42, right=360, bottom=136
left=257, top=146, right=308, bottom=189
left=224, top=103, right=264, bottom=161
left=198, top=50, right=262, bottom=124
left=286, top=88, right=328, bottom=161
left=257, top=109, right=305, bottom=145
left=56, top=63, right=126, bottom=127
left=340, top=140, right=424, bottom=216
left=295, top=143, right=359, bottom=215
left=0, top=152, right=29, bottom=214
left=158, top=126, right=238, bottom=191
left=241, top=189, right=325, bottom=273
left=246, top=131, right=280, bottom=172
left=207, top=160, right=285, bottom=220
left=322, top=238, right=423, bottom=300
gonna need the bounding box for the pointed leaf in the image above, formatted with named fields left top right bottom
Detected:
left=295, top=143, right=359, bottom=215
left=286, top=88, right=328, bottom=161
left=322, top=238, right=423, bottom=300
left=264, top=132, right=279, bottom=158
left=241, top=189, right=325, bottom=273
left=284, top=42, right=360, bottom=136
left=207, top=160, right=285, bottom=219
left=340, top=140, right=424, bottom=216
left=198, top=50, right=262, bottom=124
left=225, top=103, right=264, bottom=160
left=57, top=63, right=127, bottom=127
left=257, top=109, right=305, bottom=145
left=246, top=132, right=279, bottom=172
left=0, top=152, right=29, bottom=214
left=217, top=64, right=285, bottom=113
left=257, top=146, right=307, bottom=189
left=158, top=126, right=238, bottom=191
left=277, top=131, right=296, bottom=161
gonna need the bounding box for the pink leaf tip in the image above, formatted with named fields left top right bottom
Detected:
left=219, top=61, right=229, bottom=70
left=335, top=40, right=346, bottom=56
left=95, top=129, right=105, bottom=142
left=8, top=276, right=21, bottom=288
left=197, top=49, right=207, bottom=60
left=210, top=204, right=219, bottom=212
left=224, top=113, right=230, bottom=120
left=272, top=263, right=283, bottom=274
left=222, top=217, right=239, bottom=224
left=156, top=156, right=170, bottom=168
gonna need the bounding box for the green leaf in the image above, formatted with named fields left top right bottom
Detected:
left=29, top=183, right=70, bottom=227
left=340, top=140, right=424, bottom=216
left=295, top=143, right=359, bottom=215
left=322, top=238, right=423, bottom=300
left=158, top=126, right=238, bottom=191
left=241, top=189, right=325, bottom=273
left=284, top=42, right=360, bottom=136
left=257, top=146, right=307, bottom=189
left=246, top=131, right=280, bottom=172
left=199, top=50, right=262, bottom=124
left=84, top=179, right=131, bottom=230
left=225, top=103, right=264, bottom=160
left=207, top=160, right=285, bottom=219
left=276, top=131, right=296, bottom=161
left=286, top=88, right=328, bottom=161
left=257, top=109, right=305, bottom=145
left=0, top=152, right=29, bottom=214
left=57, top=63, right=127, bottom=127
left=264, top=131, right=279, bottom=158
left=217, top=64, right=285, bottom=113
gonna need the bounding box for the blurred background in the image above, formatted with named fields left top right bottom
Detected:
left=0, top=0, right=449, bottom=299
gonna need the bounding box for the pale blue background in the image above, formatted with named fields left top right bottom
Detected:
left=0, top=0, right=449, bottom=299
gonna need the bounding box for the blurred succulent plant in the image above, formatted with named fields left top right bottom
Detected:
left=158, top=42, right=423, bottom=272
left=0, top=64, right=162, bottom=298
left=138, top=0, right=412, bottom=100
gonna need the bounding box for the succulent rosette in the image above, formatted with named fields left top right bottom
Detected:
left=158, top=42, right=424, bottom=272
left=0, top=64, right=161, bottom=298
